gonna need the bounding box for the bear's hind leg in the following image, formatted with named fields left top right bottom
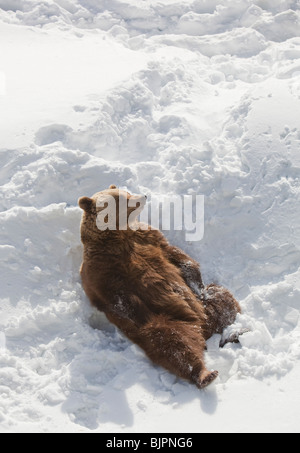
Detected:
left=137, top=316, right=218, bottom=389
left=202, top=284, right=241, bottom=341
left=198, top=369, right=219, bottom=389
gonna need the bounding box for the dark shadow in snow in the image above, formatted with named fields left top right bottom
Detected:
left=199, top=385, right=218, bottom=414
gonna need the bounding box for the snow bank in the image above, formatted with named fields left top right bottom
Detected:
left=0, top=0, right=300, bottom=433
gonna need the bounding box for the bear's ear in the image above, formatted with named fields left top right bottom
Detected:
left=109, top=184, right=117, bottom=189
left=78, top=197, right=94, bottom=212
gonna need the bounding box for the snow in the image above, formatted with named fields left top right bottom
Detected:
left=0, top=0, right=300, bottom=433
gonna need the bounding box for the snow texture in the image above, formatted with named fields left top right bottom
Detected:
left=0, top=0, right=300, bottom=433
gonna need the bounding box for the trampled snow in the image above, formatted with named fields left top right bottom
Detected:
left=0, top=0, right=300, bottom=433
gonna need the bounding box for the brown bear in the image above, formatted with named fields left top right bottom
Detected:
left=78, top=185, right=241, bottom=389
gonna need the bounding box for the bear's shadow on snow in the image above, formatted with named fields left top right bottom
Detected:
left=61, top=308, right=218, bottom=430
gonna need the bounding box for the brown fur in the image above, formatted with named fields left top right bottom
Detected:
left=79, top=186, right=241, bottom=389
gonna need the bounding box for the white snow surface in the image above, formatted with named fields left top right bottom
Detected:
left=1, top=0, right=300, bottom=433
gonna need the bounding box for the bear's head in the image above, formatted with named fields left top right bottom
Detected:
left=78, top=185, right=147, bottom=243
